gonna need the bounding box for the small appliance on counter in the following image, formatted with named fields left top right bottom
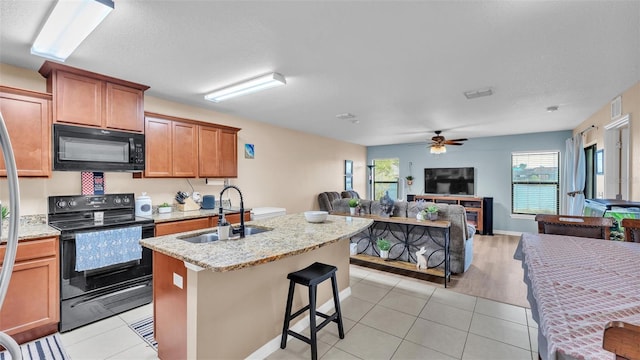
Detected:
left=201, top=195, right=216, bottom=209
left=135, top=193, right=152, bottom=217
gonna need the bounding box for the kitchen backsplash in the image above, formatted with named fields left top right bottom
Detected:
left=0, top=171, right=237, bottom=216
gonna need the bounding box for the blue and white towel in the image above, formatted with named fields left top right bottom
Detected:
left=75, top=226, right=142, bottom=271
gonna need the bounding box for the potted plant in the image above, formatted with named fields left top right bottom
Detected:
left=425, top=205, right=438, bottom=221
left=158, top=202, right=172, bottom=214
left=376, top=237, right=391, bottom=259
left=348, top=198, right=360, bottom=215
left=1, top=205, right=9, bottom=220
left=405, top=175, right=414, bottom=186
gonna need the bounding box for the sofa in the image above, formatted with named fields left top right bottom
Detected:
left=331, top=198, right=475, bottom=273
left=318, top=192, right=341, bottom=212
left=317, top=191, right=361, bottom=212
left=341, top=191, right=360, bottom=199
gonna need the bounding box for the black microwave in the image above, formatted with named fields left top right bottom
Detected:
left=53, top=124, right=145, bottom=172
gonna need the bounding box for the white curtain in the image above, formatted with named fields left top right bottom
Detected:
left=563, top=134, right=586, bottom=215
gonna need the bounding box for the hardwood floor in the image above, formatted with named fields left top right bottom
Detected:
left=350, top=233, right=530, bottom=308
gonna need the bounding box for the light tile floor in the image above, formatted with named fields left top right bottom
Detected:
left=59, top=265, right=538, bottom=360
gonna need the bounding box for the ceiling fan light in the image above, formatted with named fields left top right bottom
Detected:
left=430, top=145, right=446, bottom=154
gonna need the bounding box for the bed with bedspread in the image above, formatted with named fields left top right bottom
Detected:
left=515, top=233, right=640, bottom=360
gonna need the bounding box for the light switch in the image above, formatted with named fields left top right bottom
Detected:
left=173, top=273, right=183, bottom=289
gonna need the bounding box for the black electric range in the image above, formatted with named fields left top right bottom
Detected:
left=48, top=193, right=155, bottom=332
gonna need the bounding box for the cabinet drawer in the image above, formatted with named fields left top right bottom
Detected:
left=0, top=237, right=57, bottom=265
left=155, top=218, right=210, bottom=236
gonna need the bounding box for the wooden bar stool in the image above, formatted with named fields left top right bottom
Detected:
left=280, top=262, right=345, bottom=360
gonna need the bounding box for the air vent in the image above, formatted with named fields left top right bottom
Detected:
left=463, top=87, right=493, bottom=100
left=611, top=96, right=621, bottom=120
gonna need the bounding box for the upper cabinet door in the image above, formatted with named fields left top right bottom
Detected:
left=105, top=82, right=144, bottom=132
left=0, top=87, right=51, bottom=177
left=198, top=126, right=221, bottom=177
left=39, top=61, right=149, bottom=132
left=172, top=122, right=198, bottom=178
left=145, top=117, right=173, bottom=177
left=198, top=126, right=239, bottom=178
left=218, top=129, right=238, bottom=178
left=54, top=71, right=102, bottom=127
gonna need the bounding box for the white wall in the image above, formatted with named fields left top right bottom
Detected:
left=0, top=63, right=366, bottom=215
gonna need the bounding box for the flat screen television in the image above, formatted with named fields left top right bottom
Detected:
left=424, top=167, right=475, bottom=195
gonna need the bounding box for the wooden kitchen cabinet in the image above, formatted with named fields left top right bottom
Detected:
left=199, top=126, right=238, bottom=178
left=39, top=61, right=148, bottom=132
left=0, top=86, right=51, bottom=177
left=144, top=114, right=198, bottom=178
left=144, top=117, right=172, bottom=177
left=0, top=236, right=59, bottom=344
left=155, top=217, right=211, bottom=236
left=144, top=112, right=239, bottom=179
left=172, top=122, right=199, bottom=177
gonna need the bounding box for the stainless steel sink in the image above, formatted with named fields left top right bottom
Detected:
left=179, top=225, right=272, bottom=243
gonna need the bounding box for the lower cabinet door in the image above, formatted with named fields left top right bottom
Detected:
left=0, top=256, right=59, bottom=337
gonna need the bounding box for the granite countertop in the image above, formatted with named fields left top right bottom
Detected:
left=140, top=213, right=373, bottom=272
left=145, top=207, right=248, bottom=223
left=0, top=215, right=60, bottom=243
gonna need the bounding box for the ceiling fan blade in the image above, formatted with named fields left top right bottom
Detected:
left=445, top=142, right=465, bottom=146
left=446, top=138, right=468, bottom=142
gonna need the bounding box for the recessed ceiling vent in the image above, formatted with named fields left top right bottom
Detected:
left=463, top=87, right=493, bottom=100
left=611, top=96, right=622, bottom=120
left=336, top=113, right=356, bottom=120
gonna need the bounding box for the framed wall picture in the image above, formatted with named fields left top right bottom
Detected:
left=344, top=176, right=353, bottom=190
left=344, top=160, right=353, bottom=175
left=595, top=149, right=604, bottom=175
left=245, top=144, right=255, bottom=159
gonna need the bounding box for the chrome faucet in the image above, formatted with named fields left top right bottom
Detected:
left=219, top=185, right=245, bottom=238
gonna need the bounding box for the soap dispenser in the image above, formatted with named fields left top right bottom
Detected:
left=218, top=214, right=230, bottom=240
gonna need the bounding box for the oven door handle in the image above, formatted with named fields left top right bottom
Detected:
left=70, top=282, right=150, bottom=308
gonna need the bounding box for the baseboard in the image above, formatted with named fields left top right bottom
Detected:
left=245, top=286, right=352, bottom=359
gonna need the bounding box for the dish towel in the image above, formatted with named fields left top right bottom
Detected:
left=75, top=226, right=142, bottom=271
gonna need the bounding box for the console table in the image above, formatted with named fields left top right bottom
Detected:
left=413, top=195, right=493, bottom=235
left=337, top=214, right=451, bottom=287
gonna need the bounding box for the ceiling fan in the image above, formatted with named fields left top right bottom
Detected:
left=427, top=131, right=468, bottom=154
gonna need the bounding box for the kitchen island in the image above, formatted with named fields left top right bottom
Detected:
left=140, top=213, right=372, bottom=359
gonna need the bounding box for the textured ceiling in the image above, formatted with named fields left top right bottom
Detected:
left=1, top=0, right=639, bottom=146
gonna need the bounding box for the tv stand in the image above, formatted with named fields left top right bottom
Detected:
left=413, top=195, right=493, bottom=235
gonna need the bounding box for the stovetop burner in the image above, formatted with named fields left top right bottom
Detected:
left=48, top=193, right=154, bottom=232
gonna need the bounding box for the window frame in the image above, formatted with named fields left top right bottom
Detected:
left=511, top=151, right=560, bottom=215
left=372, top=158, right=400, bottom=200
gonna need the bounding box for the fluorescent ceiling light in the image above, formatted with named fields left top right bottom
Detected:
left=31, top=0, right=114, bottom=62
left=204, top=73, right=286, bottom=103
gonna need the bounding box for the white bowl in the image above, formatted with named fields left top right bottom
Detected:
left=304, top=211, right=328, bottom=223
